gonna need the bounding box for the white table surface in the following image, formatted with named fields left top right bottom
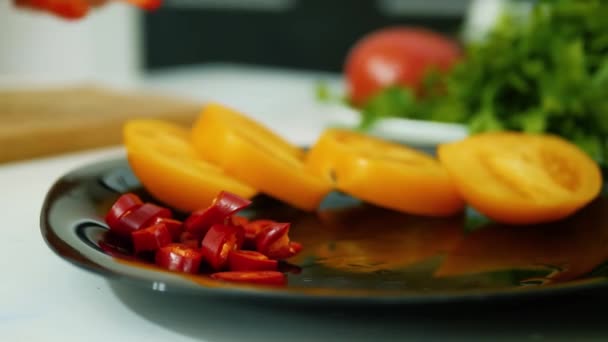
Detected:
left=2, top=65, right=608, bottom=342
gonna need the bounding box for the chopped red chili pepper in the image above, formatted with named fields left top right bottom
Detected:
left=242, top=219, right=274, bottom=249
left=104, top=190, right=301, bottom=281
left=153, top=217, right=183, bottom=241
left=288, top=241, right=303, bottom=256
left=114, top=202, right=172, bottom=237
left=228, top=250, right=278, bottom=271
left=230, top=215, right=249, bottom=227
left=155, top=244, right=203, bottom=274
left=211, top=271, right=286, bottom=286
left=179, top=231, right=200, bottom=249
left=201, top=224, right=243, bottom=270
left=184, top=191, right=252, bottom=238
left=255, top=222, right=295, bottom=259
left=105, top=193, right=143, bottom=232
left=131, top=223, right=172, bottom=253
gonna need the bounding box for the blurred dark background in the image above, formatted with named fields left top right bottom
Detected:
left=142, top=0, right=470, bottom=72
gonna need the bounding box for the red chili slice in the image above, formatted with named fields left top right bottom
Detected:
left=105, top=193, right=143, bottom=232
left=201, top=224, right=243, bottom=270
left=242, top=219, right=275, bottom=249
left=230, top=215, right=249, bottom=227
left=210, top=271, right=286, bottom=286
left=155, top=244, right=203, bottom=274
left=255, top=222, right=294, bottom=259
left=288, top=241, right=303, bottom=256
left=114, top=203, right=172, bottom=237
left=131, top=223, right=172, bottom=253
left=228, top=250, right=278, bottom=271
left=184, top=191, right=252, bottom=238
left=153, top=217, right=183, bottom=241
left=179, top=231, right=200, bottom=249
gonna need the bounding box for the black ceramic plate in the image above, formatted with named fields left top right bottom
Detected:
left=41, top=158, right=608, bottom=306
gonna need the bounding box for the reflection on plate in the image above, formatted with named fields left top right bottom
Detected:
left=40, top=158, right=608, bottom=306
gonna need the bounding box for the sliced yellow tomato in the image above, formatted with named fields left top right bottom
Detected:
left=191, top=103, right=332, bottom=211
left=305, top=129, right=465, bottom=217
left=437, top=132, right=602, bottom=225
left=123, top=119, right=257, bottom=212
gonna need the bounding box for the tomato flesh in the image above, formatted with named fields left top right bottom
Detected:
left=345, top=27, right=461, bottom=106
left=124, top=119, right=257, bottom=213
left=191, top=103, right=331, bottom=211
left=306, top=129, right=465, bottom=217
left=438, top=132, right=603, bottom=224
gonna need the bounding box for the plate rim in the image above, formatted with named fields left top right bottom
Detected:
left=40, top=156, right=608, bottom=306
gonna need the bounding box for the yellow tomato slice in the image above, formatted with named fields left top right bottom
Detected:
left=437, top=132, right=602, bottom=225
left=305, top=129, right=465, bottom=217
left=191, top=103, right=332, bottom=211
left=123, top=119, right=257, bottom=212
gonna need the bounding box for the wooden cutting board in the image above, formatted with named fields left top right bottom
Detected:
left=0, top=85, right=203, bottom=163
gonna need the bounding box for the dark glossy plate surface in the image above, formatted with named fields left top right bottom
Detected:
left=41, top=158, right=608, bottom=306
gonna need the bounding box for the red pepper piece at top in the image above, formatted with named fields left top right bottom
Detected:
left=201, top=224, right=244, bottom=271
left=255, top=222, right=295, bottom=259
left=211, top=271, right=286, bottom=286
left=155, top=244, right=204, bottom=274
left=113, top=202, right=172, bottom=237
left=184, top=191, right=252, bottom=238
left=18, top=0, right=90, bottom=20
left=131, top=223, right=172, bottom=253
left=228, top=250, right=278, bottom=271
left=153, top=217, right=183, bottom=241
left=105, top=193, right=143, bottom=232
left=123, top=0, right=163, bottom=10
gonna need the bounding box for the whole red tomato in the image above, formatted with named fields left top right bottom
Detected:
left=344, top=27, right=462, bottom=106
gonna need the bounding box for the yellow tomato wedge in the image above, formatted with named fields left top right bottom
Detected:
left=437, top=132, right=602, bottom=225
left=123, top=119, right=257, bottom=212
left=191, top=103, right=332, bottom=211
left=305, top=129, right=465, bottom=217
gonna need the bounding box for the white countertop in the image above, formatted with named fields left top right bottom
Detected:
left=2, top=65, right=607, bottom=342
